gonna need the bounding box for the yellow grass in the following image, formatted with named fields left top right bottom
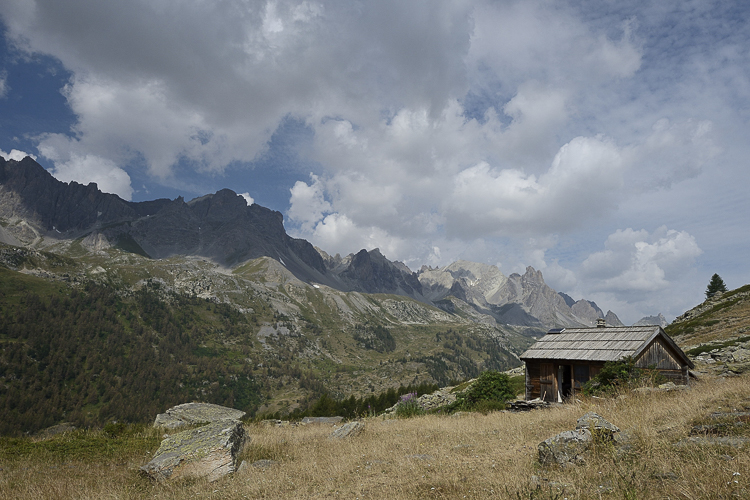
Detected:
left=2, top=374, right=749, bottom=499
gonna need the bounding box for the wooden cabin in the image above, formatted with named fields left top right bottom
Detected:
left=519, top=324, right=694, bottom=402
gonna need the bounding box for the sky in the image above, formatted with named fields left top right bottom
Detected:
left=1, top=0, right=749, bottom=324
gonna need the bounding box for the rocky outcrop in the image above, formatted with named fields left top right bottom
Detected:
left=141, top=419, right=246, bottom=482
left=153, top=402, right=246, bottom=429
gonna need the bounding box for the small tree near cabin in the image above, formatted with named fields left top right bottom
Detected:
left=705, top=273, right=728, bottom=299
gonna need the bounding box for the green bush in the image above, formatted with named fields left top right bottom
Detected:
left=582, top=357, right=663, bottom=395
left=448, top=371, right=515, bottom=413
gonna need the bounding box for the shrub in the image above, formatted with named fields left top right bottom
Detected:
left=582, top=357, right=663, bottom=395
left=448, top=371, right=515, bottom=413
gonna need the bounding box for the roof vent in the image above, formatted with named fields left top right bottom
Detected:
left=596, top=318, right=606, bottom=328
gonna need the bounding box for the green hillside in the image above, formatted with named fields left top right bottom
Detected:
left=0, top=245, right=529, bottom=435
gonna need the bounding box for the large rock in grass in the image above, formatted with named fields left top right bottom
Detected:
left=329, top=421, right=365, bottom=439
left=538, top=429, right=593, bottom=466
left=141, top=419, right=246, bottom=482
left=153, top=402, right=246, bottom=429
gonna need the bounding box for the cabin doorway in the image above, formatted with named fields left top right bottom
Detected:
left=558, top=364, right=572, bottom=401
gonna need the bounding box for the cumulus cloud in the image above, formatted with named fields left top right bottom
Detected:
left=1, top=0, right=745, bottom=321
left=0, top=71, right=8, bottom=98
left=581, top=227, right=702, bottom=294
left=0, top=148, right=36, bottom=161
left=37, top=137, right=133, bottom=199
left=288, top=173, right=331, bottom=232
left=239, top=192, right=255, bottom=206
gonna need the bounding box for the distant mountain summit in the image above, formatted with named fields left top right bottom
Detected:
left=417, top=261, right=623, bottom=329
left=634, top=313, right=669, bottom=328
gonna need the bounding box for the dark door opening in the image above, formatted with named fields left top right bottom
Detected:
left=559, top=364, right=572, bottom=400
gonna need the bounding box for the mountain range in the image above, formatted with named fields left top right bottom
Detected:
left=0, top=155, right=629, bottom=331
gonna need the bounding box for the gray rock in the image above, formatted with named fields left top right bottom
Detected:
left=35, top=422, right=76, bottom=439
left=575, top=412, right=620, bottom=436
left=153, top=402, right=246, bottom=429
left=329, top=421, right=364, bottom=439
left=538, top=429, right=593, bottom=466
left=302, top=416, right=343, bottom=425
left=141, top=419, right=246, bottom=482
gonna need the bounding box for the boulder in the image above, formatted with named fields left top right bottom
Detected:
left=538, top=429, right=593, bottom=466
left=153, top=402, right=246, bottom=429
left=329, top=421, right=365, bottom=439
left=575, top=412, right=620, bottom=436
left=141, top=419, right=246, bottom=482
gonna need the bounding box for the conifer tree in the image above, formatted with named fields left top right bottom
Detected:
left=705, top=273, right=728, bottom=298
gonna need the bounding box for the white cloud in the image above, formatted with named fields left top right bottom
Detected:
left=581, top=227, right=702, bottom=293
left=288, top=173, right=331, bottom=232
left=37, top=139, right=133, bottom=200
left=2, top=0, right=748, bottom=321
left=239, top=192, right=255, bottom=206
left=0, top=149, right=36, bottom=161
left=0, top=72, right=8, bottom=98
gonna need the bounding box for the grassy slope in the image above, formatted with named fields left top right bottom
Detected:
left=1, top=373, right=748, bottom=499
left=667, top=285, right=750, bottom=353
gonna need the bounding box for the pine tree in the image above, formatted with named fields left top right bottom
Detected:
left=705, top=273, right=728, bottom=298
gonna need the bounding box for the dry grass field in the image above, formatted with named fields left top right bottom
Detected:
left=2, top=373, right=749, bottom=499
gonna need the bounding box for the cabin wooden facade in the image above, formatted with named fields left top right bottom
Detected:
left=519, top=325, right=694, bottom=402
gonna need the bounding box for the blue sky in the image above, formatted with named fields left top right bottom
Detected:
left=1, top=0, right=749, bottom=324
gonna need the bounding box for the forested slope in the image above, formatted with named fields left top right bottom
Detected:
left=0, top=270, right=262, bottom=435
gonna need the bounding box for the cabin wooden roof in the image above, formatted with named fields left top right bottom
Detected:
left=519, top=325, right=693, bottom=367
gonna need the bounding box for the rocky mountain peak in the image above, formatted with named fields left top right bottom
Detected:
left=634, top=313, right=669, bottom=328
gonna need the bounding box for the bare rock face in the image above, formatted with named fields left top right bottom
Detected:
left=141, top=419, right=246, bottom=482
left=154, top=402, right=246, bottom=429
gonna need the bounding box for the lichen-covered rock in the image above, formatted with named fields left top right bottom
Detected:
left=538, top=429, right=592, bottom=466
left=329, top=421, right=364, bottom=439
left=141, top=419, right=246, bottom=482
left=153, top=402, right=246, bottom=429
left=575, top=412, right=620, bottom=436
